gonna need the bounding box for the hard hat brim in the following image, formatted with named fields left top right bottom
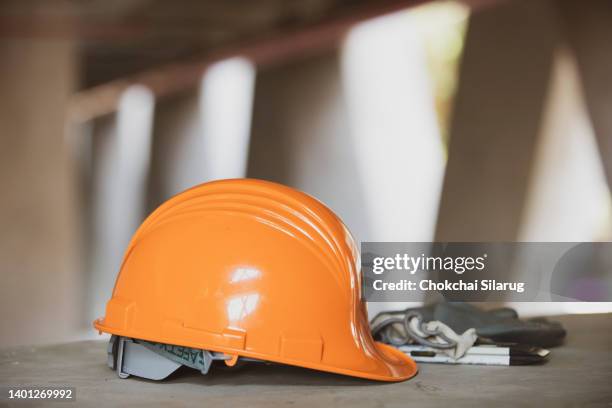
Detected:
left=94, top=320, right=417, bottom=382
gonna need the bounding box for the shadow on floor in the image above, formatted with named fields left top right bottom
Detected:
left=138, top=361, right=394, bottom=387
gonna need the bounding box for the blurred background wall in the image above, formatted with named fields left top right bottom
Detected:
left=1, top=0, right=611, bottom=348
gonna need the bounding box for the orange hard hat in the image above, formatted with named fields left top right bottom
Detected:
left=94, top=178, right=417, bottom=381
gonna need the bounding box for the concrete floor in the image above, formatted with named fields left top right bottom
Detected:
left=1, top=314, right=611, bottom=407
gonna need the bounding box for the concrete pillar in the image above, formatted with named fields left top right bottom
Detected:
left=148, top=89, right=204, bottom=208
left=515, top=0, right=612, bottom=316
left=247, top=54, right=372, bottom=242
left=0, top=38, right=79, bottom=347
left=435, top=0, right=560, bottom=241
left=558, top=0, right=612, bottom=192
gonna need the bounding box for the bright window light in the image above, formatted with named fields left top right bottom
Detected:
left=199, top=57, right=256, bottom=181
left=342, top=4, right=467, bottom=317
left=90, top=84, right=154, bottom=321
left=341, top=10, right=448, bottom=243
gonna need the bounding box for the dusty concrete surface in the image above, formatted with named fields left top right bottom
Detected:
left=1, top=314, right=611, bottom=407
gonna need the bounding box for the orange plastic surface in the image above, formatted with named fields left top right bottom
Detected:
left=94, top=179, right=417, bottom=381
